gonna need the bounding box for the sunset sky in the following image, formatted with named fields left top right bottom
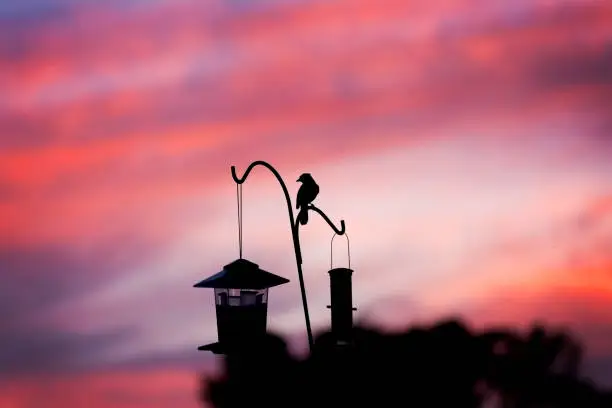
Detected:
left=1, top=0, right=612, bottom=406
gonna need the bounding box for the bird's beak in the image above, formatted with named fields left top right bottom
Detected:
left=296, top=177, right=301, bottom=182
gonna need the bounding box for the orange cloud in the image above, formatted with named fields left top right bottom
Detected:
left=0, top=369, right=204, bottom=408
left=461, top=257, right=612, bottom=357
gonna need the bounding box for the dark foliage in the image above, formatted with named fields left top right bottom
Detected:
left=201, top=319, right=612, bottom=408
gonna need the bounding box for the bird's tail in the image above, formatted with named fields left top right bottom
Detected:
left=297, top=208, right=309, bottom=225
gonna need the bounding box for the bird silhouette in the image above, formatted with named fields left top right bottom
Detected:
left=296, top=173, right=319, bottom=225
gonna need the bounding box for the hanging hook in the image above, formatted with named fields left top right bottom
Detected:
left=330, top=232, right=351, bottom=270
left=308, top=204, right=345, bottom=235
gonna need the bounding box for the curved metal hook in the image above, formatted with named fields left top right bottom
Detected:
left=232, top=161, right=273, bottom=185
left=230, top=161, right=301, bottom=264
left=308, top=204, right=346, bottom=235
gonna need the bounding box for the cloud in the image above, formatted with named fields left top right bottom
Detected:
left=0, top=327, right=135, bottom=376
left=3, top=1, right=610, bottom=132
left=0, top=246, right=125, bottom=328
left=0, top=242, right=217, bottom=378
left=533, top=44, right=612, bottom=89
left=1, top=0, right=610, bottom=209
left=0, top=368, right=204, bottom=408
left=0, top=245, right=146, bottom=376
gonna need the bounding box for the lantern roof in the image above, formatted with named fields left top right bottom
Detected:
left=194, top=258, right=289, bottom=290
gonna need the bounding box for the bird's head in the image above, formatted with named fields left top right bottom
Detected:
left=297, top=173, right=313, bottom=183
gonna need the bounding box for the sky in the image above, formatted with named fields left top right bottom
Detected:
left=1, top=0, right=612, bottom=406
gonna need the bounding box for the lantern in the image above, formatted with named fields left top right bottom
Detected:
left=194, top=258, right=289, bottom=354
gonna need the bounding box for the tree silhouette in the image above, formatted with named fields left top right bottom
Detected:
left=200, top=319, right=612, bottom=408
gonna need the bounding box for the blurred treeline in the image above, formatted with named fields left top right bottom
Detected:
left=200, top=319, right=612, bottom=408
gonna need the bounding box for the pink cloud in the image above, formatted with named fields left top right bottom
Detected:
left=0, top=369, right=204, bottom=408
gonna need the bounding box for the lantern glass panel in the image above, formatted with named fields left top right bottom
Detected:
left=213, top=288, right=269, bottom=345
left=214, top=288, right=268, bottom=306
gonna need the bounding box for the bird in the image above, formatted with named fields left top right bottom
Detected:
left=296, top=173, right=319, bottom=225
